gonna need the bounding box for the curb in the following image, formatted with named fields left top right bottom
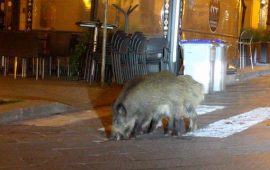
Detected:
left=226, top=67, right=270, bottom=85
left=0, top=102, right=75, bottom=124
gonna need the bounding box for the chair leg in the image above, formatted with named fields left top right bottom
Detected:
left=1, top=56, right=4, bottom=67
left=49, top=56, right=52, bottom=76
left=32, top=58, right=35, bottom=76
left=14, top=56, right=18, bottom=79
left=21, top=58, right=26, bottom=78
left=239, top=44, right=243, bottom=69
left=4, top=56, right=7, bottom=76
left=22, top=58, right=24, bottom=78
left=67, top=57, right=70, bottom=76
left=42, top=58, right=45, bottom=79
left=254, top=48, right=257, bottom=65
left=25, top=59, right=28, bottom=77
left=89, top=60, right=96, bottom=84
left=243, top=45, right=246, bottom=68
left=57, top=57, right=60, bottom=78
left=39, top=58, right=42, bottom=76
left=249, top=45, right=253, bottom=69
left=36, top=57, right=39, bottom=80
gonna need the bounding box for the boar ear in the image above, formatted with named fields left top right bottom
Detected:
left=116, top=103, right=127, bottom=117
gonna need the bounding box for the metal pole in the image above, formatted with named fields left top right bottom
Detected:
left=168, top=0, right=182, bottom=74
left=101, top=0, right=108, bottom=85
left=91, top=0, right=98, bottom=21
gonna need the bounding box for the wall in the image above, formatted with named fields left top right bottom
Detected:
left=243, top=0, right=269, bottom=29
left=251, top=0, right=260, bottom=28
left=181, top=0, right=242, bottom=65
left=96, top=0, right=242, bottom=64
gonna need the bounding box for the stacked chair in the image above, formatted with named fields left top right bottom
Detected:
left=129, top=32, right=148, bottom=77
left=111, top=31, right=169, bottom=84
left=84, top=30, right=169, bottom=85
left=111, top=31, right=131, bottom=84
left=145, top=37, right=169, bottom=72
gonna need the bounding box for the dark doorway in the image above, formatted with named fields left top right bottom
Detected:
left=11, top=0, right=20, bottom=30
left=0, top=0, right=4, bottom=30
left=2, top=0, right=20, bottom=30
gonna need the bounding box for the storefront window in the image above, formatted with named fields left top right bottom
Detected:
left=17, top=0, right=163, bottom=34
left=97, top=0, right=163, bottom=36
left=20, top=0, right=90, bottom=31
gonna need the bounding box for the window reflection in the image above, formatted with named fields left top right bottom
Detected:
left=97, top=0, right=163, bottom=35
left=29, top=0, right=90, bottom=31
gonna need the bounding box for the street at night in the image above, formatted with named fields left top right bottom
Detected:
left=0, top=70, right=270, bottom=169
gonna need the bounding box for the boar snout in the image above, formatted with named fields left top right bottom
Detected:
left=111, top=133, right=123, bottom=141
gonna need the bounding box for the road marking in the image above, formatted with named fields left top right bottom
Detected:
left=196, top=105, right=225, bottom=115
left=186, top=107, right=270, bottom=138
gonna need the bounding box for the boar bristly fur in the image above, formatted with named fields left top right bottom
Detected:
left=111, top=71, right=204, bottom=140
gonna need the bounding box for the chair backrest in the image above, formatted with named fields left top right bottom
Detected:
left=119, top=37, right=130, bottom=54
left=130, top=32, right=144, bottom=51
left=0, top=31, right=39, bottom=57
left=111, top=31, right=126, bottom=50
left=47, top=32, right=72, bottom=56
left=145, top=37, right=167, bottom=54
left=240, top=30, right=253, bottom=44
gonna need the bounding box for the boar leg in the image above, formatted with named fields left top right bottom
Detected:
left=172, top=117, right=186, bottom=136
left=147, top=118, right=160, bottom=133
left=164, top=117, right=173, bottom=135
left=186, top=106, right=198, bottom=132
left=188, top=116, right=198, bottom=132
left=130, top=121, right=142, bottom=138
left=183, top=102, right=198, bottom=132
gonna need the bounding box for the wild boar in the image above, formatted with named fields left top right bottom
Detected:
left=111, top=71, right=204, bottom=140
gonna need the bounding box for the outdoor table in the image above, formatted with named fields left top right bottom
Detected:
left=76, top=21, right=117, bottom=83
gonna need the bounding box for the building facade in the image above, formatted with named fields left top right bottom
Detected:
left=0, top=0, right=268, bottom=65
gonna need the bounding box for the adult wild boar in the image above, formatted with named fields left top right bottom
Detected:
left=111, top=71, right=204, bottom=140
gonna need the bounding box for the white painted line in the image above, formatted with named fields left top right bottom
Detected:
left=186, top=107, right=270, bottom=138
left=196, top=105, right=225, bottom=115
left=97, top=127, right=105, bottom=132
